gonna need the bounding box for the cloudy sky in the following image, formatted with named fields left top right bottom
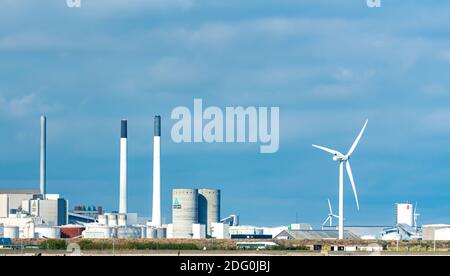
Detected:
left=1, top=0, right=450, bottom=227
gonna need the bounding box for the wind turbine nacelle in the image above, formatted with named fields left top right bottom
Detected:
left=333, top=155, right=340, bottom=161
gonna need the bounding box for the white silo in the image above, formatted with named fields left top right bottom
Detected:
left=107, top=214, right=118, bottom=227
left=198, top=189, right=221, bottom=236
left=82, top=224, right=113, bottom=239
left=118, top=214, right=127, bottom=226
left=396, top=203, right=414, bottom=226
left=35, top=226, right=61, bottom=239
left=172, top=189, right=198, bottom=239
left=24, top=222, right=36, bottom=239
left=98, top=215, right=108, bottom=225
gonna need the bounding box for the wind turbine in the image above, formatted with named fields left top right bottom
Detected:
left=322, top=199, right=339, bottom=229
left=313, top=119, right=368, bottom=239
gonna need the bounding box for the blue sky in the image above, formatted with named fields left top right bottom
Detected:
left=1, top=0, right=450, bottom=227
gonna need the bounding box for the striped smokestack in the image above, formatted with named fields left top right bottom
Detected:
left=119, top=119, right=128, bottom=214
left=152, top=116, right=162, bottom=227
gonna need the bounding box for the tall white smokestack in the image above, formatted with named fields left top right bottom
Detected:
left=152, top=116, right=161, bottom=227
left=119, top=119, right=128, bottom=214
left=40, top=115, right=46, bottom=196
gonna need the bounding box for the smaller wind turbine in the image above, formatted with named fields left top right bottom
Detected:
left=414, top=202, right=420, bottom=228
left=322, top=199, right=339, bottom=229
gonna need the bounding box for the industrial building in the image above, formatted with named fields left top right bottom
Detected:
left=422, top=224, right=450, bottom=241
left=26, top=196, right=68, bottom=226
left=0, top=191, right=68, bottom=226
left=82, top=213, right=145, bottom=239
left=0, top=190, right=38, bottom=217
left=172, top=189, right=199, bottom=239
left=0, top=116, right=69, bottom=240
left=275, top=230, right=360, bottom=240
left=198, top=189, right=221, bottom=236
left=3, top=114, right=449, bottom=244
left=172, top=188, right=221, bottom=239
left=322, top=225, right=391, bottom=240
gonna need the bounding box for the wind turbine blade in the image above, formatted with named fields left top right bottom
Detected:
left=322, top=217, right=330, bottom=226
left=332, top=215, right=340, bottom=219
left=328, top=199, right=333, bottom=214
left=346, top=161, right=360, bottom=211
left=346, top=119, right=368, bottom=157
left=312, top=145, right=343, bottom=156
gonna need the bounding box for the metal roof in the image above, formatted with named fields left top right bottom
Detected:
left=0, top=190, right=39, bottom=195
left=275, top=230, right=361, bottom=240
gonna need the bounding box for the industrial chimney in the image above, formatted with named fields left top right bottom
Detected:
left=119, top=119, right=128, bottom=214
left=40, top=115, right=47, bottom=196
left=152, top=116, right=162, bottom=227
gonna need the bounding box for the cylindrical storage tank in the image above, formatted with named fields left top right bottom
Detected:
left=138, top=225, right=147, bottom=239
left=118, top=214, right=127, bottom=226
left=231, top=215, right=239, bottom=226
left=198, top=189, right=221, bottom=236
left=4, top=226, right=19, bottom=239
left=98, top=215, right=108, bottom=225
left=82, top=225, right=113, bottom=239
left=156, top=227, right=167, bottom=239
left=60, top=225, right=85, bottom=238
left=24, top=222, right=35, bottom=239
left=107, top=214, right=118, bottom=227
left=147, top=227, right=157, bottom=239
left=172, top=189, right=198, bottom=239
left=35, top=226, right=61, bottom=239
left=116, top=227, right=141, bottom=239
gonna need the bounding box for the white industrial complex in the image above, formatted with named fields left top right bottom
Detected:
left=1, top=115, right=450, bottom=243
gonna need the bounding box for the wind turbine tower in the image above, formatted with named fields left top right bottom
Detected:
left=313, top=120, right=368, bottom=239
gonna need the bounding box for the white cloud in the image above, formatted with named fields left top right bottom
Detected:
left=147, top=57, right=208, bottom=86
left=0, top=94, right=63, bottom=119
left=420, top=110, right=450, bottom=134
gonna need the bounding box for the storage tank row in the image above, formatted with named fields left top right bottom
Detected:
left=82, top=224, right=146, bottom=239
left=172, top=189, right=220, bottom=239
left=98, top=214, right=128, bottom=227
left=0, top=224, right=61, bottom=239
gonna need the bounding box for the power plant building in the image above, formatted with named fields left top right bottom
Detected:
left=26, top=196, right=68, bottom=226
left=0, top=190, right=38, bottom=218
left=172, top=188, right=221, bottom=239
left=172, top=189, right=199, bottom=238
left=198, top=189, right=220, bottom=237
